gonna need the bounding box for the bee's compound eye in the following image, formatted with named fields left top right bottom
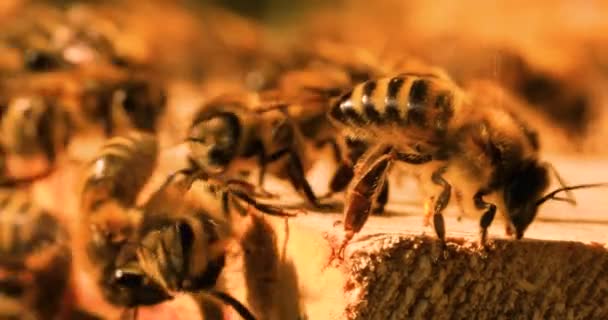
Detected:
left=114, top=269, right=144, bottom=288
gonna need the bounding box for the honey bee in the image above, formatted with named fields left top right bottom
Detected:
left=79, top=131, right=170, bottom=311
left=0, top=94, right=72, bottom=184
left=0, top=188, right=72, bottom=320
left=1, top=4, right=134, bottom=73
left=328, top=72, right=607, bottom=253
left=116, top=171, right=294, bottom=320
left=185, top=91, right=331, bottom=209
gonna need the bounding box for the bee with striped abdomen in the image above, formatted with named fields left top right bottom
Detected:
left=79, top=131, right=170, bottom=312
left=0, top=188, right=72, bottom=320
left=185, top=91, right=331, bottom=209
left=328, top=72, right=608, bottom=255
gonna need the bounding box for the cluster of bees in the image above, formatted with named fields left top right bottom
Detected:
left=1, top=2, right=607, bottom=320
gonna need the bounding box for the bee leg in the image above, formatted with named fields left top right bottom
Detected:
left=393, top=152, right=433, bottom=222
left=230, top=189, right=299, bottom=217
left=474, top=189, right=497, bottom=246
left=321, top=162, right=354, bottom=200
left=161, top=158, right=201, bottom=189
left=394, top=152, right=432, bottom=164
left=254, top=145, right=278, bottom=198
left=314, top=138, right=342, bottom=164
left=430, top=166, right=450, bottom=242
left=267, top=148, right=332, bottom=210
left=208, top=290, right=257, bottom=320
left=321, top=136, right=367, bottom=199
left=221, top=190, right=233, bottom=216
left=287, top=152, right=333, bottom=210
left=371, top=180, right=389, bottom=215
left=341, top=153, right=394, bottom=258
left=454, top=189, right=466, bottom=222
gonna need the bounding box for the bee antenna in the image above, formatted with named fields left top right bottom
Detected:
left=545, top=162, right=577, bottom=205
left=535, top=183, right=608, bottom=207
left=208, top=290, right=257, bottom=320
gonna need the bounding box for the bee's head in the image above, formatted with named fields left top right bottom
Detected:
left=105, top=246, right=171, bottom=307
left=188, top=111, right=241, bottom=169
left=503, top=160, right=550, bottom=239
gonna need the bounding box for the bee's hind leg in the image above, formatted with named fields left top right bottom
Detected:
left=474, top=189, right=497, bottom=246
left=371, top=180, right=389, bottom=215
left=339, top=152, right=394, bottom=259
left=430, top=166, right=451, bottom=243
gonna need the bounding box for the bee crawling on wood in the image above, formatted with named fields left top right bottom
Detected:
left=0, top=188, right=73, bottom=320
left=327, top=71, right=608, bottom=257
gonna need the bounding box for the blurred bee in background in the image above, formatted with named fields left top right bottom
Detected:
left=0, top=3, right=139, bottom=74
left=98, top=75, right=167, bottom=136
left=4, top=65, right=166, bottom=138
left=328, top=72, right=607, bottom=256
left=0, top=188, right=72, bottom=319
left=0, top=94, right=72, bottom=184
left=405, top=40, right=597, bottom=140
left=79, top=131, right=171, bottom=315
left=491, top=50, right=594, bottom=139
left=185, top=91, right=332, bottom=209
left=0, top=5, right=68, bottom=73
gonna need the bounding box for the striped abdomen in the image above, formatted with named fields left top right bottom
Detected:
left=328, top=74, right=458, bottom=137
left=81, top=131, right=158, bottom=214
